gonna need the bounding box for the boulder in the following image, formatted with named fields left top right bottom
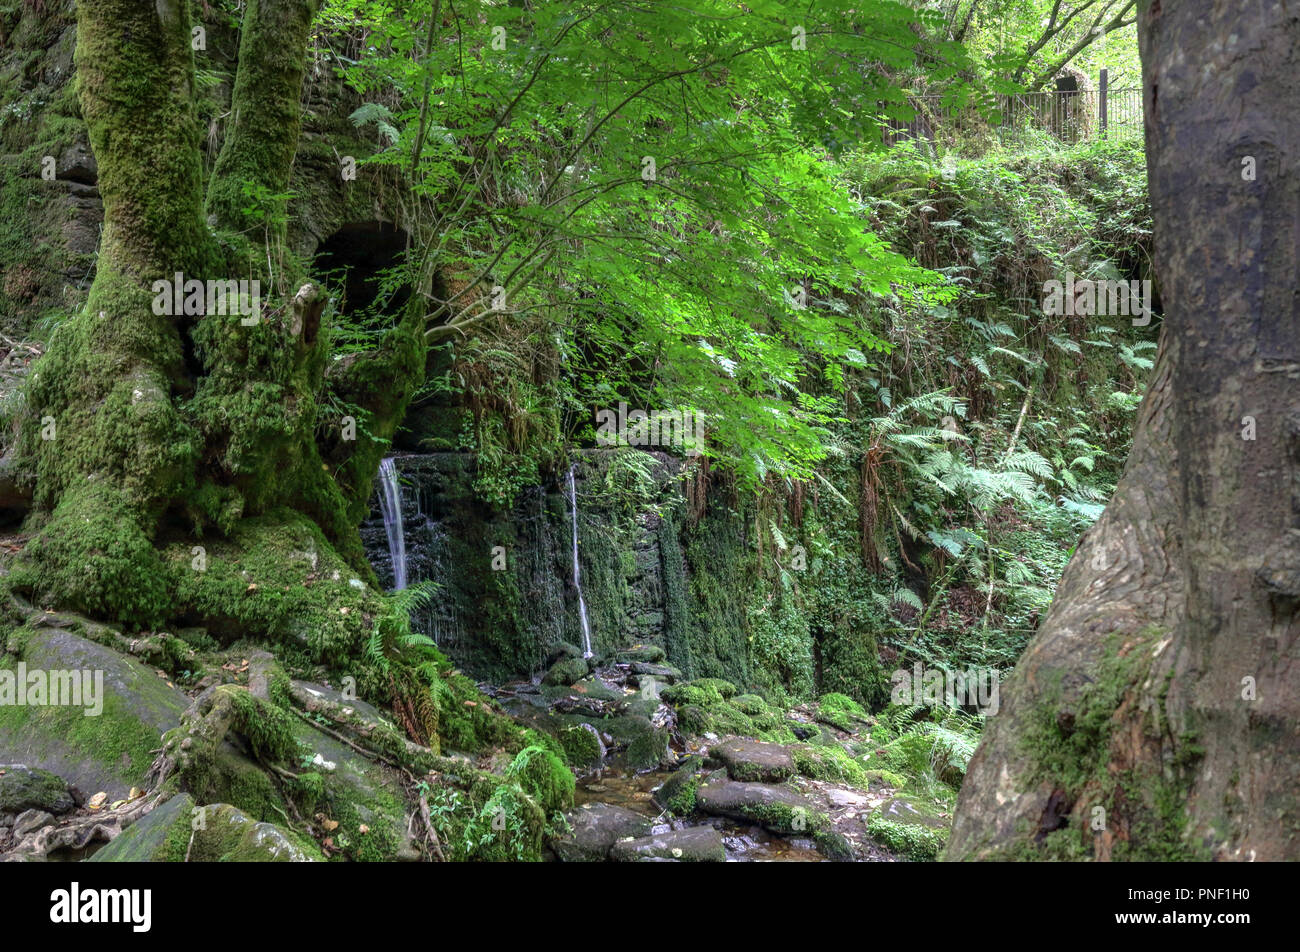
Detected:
left=541, top=657, right=589, bottom=686
left=697, top=779, right=828, bottom=834
left=710, top=737, right=795, bottom=783
left=92, top=795, right=320, bottom=862
left=609, top=826, right=725, bottom=862
left=0, top=765, right=75, bottom=816
left=0, top=628, right=190, bottom=799
left=551, top=802, right=653, bottom=861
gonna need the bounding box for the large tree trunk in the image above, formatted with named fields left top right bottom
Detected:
left=948, top=0, right=1300, bottom=861
left=7, top=0, right=419, bottom=662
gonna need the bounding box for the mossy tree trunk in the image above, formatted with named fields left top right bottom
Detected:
left=948, top=0, right=1300, bottom=860
left=9, top=0, right=422, bottom=659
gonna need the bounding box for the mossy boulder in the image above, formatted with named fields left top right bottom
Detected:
left=90, top=794, right=322, bottom=862
left=559, top=725, right=604, bottom=769
left=505, top=746, right=575, bottom=815
left=696, top=779, right=829, bottom=834
left=815, top=692, right=870, bottom=732
left=88, top=793, right=197, bottom=862
left=0, top=627, right=189, bottom=799
left=653, top=755, right=707, bottom=815
left=0, top=765, right=75, bottom=815
left=542, top=656, right=589, bottom=686
left=710, top=737, right=795, bottom=783
left=289, top=718, right=416, bottom=862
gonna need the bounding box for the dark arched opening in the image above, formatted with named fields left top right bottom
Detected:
left=312, top=221, right=411, bottom=320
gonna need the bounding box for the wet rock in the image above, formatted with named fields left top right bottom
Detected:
left=815, top=829, right=856, bottom=862
left=609, top=826, right=725, bottom=862
left=710, top=737, right=795, bottom=783
left=0, top=765, right=75, bottom=816
left=551, top=802, right=653, bottom=861
left=697, top=779, right=828, bottom=834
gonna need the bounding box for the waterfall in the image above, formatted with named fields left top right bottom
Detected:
left=377, top=457, right=408, bottom=591
left=566, top=464, right=594, bottom=658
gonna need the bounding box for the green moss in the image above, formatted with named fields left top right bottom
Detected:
left=0, top=683, right=163, bottom=794
left=462, top=782, right=547, bottom=862
left=558, top=725, right=603, bottom=768
left=662, top=678, right=736, bottom=708
left=667, top=774, right=700, bottom=815
left=816, top=692, right=868, bottom=731
left=625, top=725, right=669, bottom=771
left=504, top=746, right=575, bottom=816
left=865, top=813, right=947, bottom=861
left=742, top=799, right=829, bottom=835
left=1015, top=627, right=1211, bottom=861
left=163, top=511, right=381, bottom=665
left=322, top=782, right=406, bottom=862
left=792, top=744, right=870, bottom=787
left=10, top=481, right=173, bottom=627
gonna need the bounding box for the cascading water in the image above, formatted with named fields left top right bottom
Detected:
left=377, top=457, right=408, bottom=591
left=566, top=464, right=594, bottom=658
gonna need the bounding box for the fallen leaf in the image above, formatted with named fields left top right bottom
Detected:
left=358, top=824, right=370, bottom=835
left=87, top=792, right=108, bottom=810
left=322, top=818, right=339, bottom=832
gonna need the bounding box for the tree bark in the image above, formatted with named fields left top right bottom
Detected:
left=8, top=0, right=412, bottom=644
left=948, top=0, right=1300, bottom=861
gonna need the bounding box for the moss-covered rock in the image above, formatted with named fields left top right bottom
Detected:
left=559, top=725, right=604, bottom=769
left=0, top=626, right=188, bottom=799
left=0, top=764, right=74, bottom=815
left=696, top=779, right=829, bottom=834
left=710, top=736, right=795, bottom=783
left=541, top=656, right=589, bottom=686
left=504, top=746, right=575, bottom=816
left=90, top=794, right=322, bottom=862
left=653, top=756, right=707, bottom=816
left=550, top=802, right=653, bottom=862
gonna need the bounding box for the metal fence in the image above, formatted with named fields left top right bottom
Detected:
left=881, top=71, right=1143, bottom=148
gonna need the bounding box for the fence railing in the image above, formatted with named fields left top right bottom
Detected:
left=881, top=70, right=1143, bottom=148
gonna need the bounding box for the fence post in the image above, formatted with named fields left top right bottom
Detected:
left=1098, top=68, right=1108, bottom=140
